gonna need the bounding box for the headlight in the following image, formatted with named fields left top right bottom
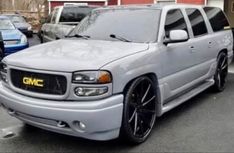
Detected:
left=74, top=86, right=108, bottom=97
left=72, top=71, right=112, bottom=84
left=28, top=26, right=32, bottom=31
left=72, top=71, right=112, bottom=97
left=20, top=35, right=27, bottom=44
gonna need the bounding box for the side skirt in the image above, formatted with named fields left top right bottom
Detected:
left=159, top=79, right=214, bottom=115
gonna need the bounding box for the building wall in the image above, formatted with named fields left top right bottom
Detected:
left=50, top=1, right=105, bottom=9
left=121, top=0, right=154, bottom=5
left=108, top=0, right=118, bottom=5
left=177, top=0, right=204, bottom=4
left=207, top=0, right=224, bottom=10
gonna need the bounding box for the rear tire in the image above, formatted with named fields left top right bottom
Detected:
left=212, top=52, right=228, bottom=92
left=120, top=76, right=157, bottom=144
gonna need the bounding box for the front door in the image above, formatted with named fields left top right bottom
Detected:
left=161, top=9, right=198, bottom=96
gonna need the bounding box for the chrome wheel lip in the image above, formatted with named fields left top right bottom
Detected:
left=127, top=78, right=156, bottom=139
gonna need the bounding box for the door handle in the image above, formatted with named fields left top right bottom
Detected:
left=208, top=42, right=212, bottom=48
left=190, top=46, right=194, bottom=49
left=189, top=46, right=196, bottom=53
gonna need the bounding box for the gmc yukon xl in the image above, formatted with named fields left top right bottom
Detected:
left=0, top=4, right=233, bottom=144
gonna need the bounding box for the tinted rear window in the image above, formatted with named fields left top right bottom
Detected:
left=60, top=7, right=95, bottom=22
left=203, top=7, right=230, bottom=32
left=186, top=8, right=208, bottom=37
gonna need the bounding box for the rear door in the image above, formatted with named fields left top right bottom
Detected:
left=184, top=8, right=212, bottom=79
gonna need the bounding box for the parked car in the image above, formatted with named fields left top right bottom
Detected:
left=0, top=16, right=28, bottom=56
left=0, top=32, right=4, bottom=60
left=5, top=14, right=33, bottom=37
left=41, top=5, right=97, bottom=43
left=0, top=4, right=233, bottom=144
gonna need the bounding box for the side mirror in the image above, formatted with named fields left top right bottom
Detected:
left=164, top=30, right=189, bottom=45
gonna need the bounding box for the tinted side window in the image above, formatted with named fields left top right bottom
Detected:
left=59, top=7, right=95, bottom=22
left=165, top=9, right=188, bottom=37
left=186, top=8, right=208, bottom=37
left=203, top=7, right=229, bottom=32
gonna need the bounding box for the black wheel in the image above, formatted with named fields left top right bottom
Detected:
left=212, top=52, right=228, bottom=92
left=120, top=76, right=157, bottom=144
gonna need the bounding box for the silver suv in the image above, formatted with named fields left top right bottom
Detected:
left=0, top=4, right=233, bottom=144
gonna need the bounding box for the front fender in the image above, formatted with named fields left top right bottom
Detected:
left=101, top=47, right=162, bottom=94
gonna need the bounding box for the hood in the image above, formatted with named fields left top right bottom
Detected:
left=4, top=39, right=149, bottom=72
left=13, top=22, right=30, bottom=29
left=0, top=29, right=22, bottom=40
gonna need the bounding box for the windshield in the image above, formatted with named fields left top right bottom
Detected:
left=69, top=8, right=161, bottom=43
left=8, top=15, right=26, bottom=23
left=0, top=18, right=15, bottom=30
left=60, top=7, right=96, bottom=23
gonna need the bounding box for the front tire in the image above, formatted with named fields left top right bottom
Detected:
left=212, top=52, right=228, bottom=92
left=120, top=76, right=157, bottom=144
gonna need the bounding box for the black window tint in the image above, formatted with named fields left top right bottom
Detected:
left=60, top=7, right=95, bottom=22
left=165, top=9, right=188, bottom=37
left=203, top=7, right=229, bottom=32
left=186, top=8, right=208, bottom=37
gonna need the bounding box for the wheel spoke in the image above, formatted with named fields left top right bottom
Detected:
left=141, top=84, right=151, bottom=103
left=221, top=58, right=226, bottom=69
left=128, top=108, right=137, bottom=123
left=217, top=71, right=221, bottom=87
left=133, top=113, right=138, bottom=135
left=222, top=64, right=228, bottom=70
left=142, top=96, right=156, bottom=107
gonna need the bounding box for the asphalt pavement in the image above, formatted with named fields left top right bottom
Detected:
left=1, top=36, right=234, bottom=152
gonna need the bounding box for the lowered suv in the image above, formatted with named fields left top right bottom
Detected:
left=0, top=4, right=233, bottom=144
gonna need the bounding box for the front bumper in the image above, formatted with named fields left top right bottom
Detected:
left=0, top=83, right=123, bottom=141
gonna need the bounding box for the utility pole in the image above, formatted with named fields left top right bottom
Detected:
left=0, top=0, right=2, bottom=13
left=12, top=0, right=15, bottom=10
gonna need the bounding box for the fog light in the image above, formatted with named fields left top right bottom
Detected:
left=1, top=73, right=8, bottom=83
left=73, top=121, right=86, bottom=132
left=79, top=122, right=86, bottom=130
left=74, top=86, right=108, bottom=97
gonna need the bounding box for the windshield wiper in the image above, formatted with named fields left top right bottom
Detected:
left=66, top=34, right=90, bottom=39
left=110, top=34, right=132, bottom=42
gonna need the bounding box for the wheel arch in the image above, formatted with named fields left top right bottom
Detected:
left=122, top=72, right=162, bottom=116
left=218, top=49, right=228, bottom=57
